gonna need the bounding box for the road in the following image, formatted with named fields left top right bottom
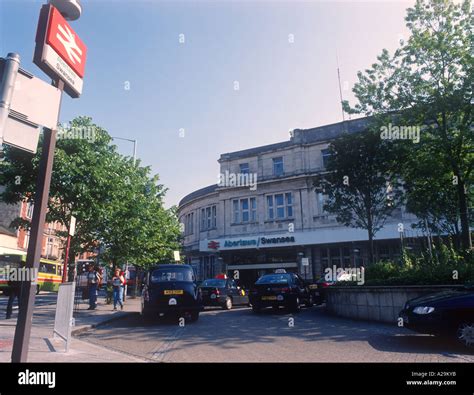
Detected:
left=76, top=305, right=474, bottom=363
left=0, top=292, right=57, bottom=315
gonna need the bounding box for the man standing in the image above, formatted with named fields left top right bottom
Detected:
left=5, top=278, right=22, bottom=319
left=87, top=265, right=101, bottom=310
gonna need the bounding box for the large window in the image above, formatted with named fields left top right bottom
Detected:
left=315, top=192, right=327, bottom=215
left=273, top=157, right=284, bottom=176
left=239, top=163, right=249, bottom=175
left=321, top=149, right=331, bottom=168
left=184, top=212, right=194, bottom=235
left=232, top=197, right=257, bottom=223
left=267, top=193, right=293, bottom=220
left=200, top=205, right=216, bottom=231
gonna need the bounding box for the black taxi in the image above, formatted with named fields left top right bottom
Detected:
left=141, top=264, right=202, bottom=322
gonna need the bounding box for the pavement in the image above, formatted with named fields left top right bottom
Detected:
left=77, top=305, right=474, bottom=363
left=0, top=292, right=143, bottom=362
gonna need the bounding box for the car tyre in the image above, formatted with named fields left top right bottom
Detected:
left=305, top=295, right=314, bottom=308
left=252, top=304, right=262, bottom=314
left=456, top=322, right=474, bottom=348
left=223, top=297, right=233, bottom=310
left=289, top=297, right=301, bottom=313
left=189, top=311, right=199, bottom=322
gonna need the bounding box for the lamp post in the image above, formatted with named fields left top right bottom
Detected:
left=111, top=136, right=137, bottom=165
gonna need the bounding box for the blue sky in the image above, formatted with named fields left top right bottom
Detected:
left=0, top=0, right=415, bottom=207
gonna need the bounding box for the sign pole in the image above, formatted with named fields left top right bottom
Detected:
left=11, top=79, right=64, bottom=363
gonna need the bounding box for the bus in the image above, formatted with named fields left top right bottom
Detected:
left=0, top=253, right=63, bottom=295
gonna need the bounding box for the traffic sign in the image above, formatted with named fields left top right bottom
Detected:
left=0, top=55, right=61, bottom=153
left=34, top=4, right=87, bottom=98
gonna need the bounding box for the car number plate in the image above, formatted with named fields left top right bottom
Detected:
left=262, top=296, right=277, bottom=301
left=164, top=290, right=184, bottom=295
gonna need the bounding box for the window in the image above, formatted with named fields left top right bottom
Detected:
left=233, top=200, right=239, bottom=223
left=267, top=195, right=274, bottom=220
left=26, top=203, right=34, bottom=219
left=183, top=212, right=194, bottom=235
left=267, top=193, right=293, bottom=220
left=201, top=205, right=216, bottom=231
left=321, top=149, right=331, bottom=168
left=273, top=157, right=284, bottom=176
left=315, top=192, right=326, bottom=215
left=233, top=198, right=257, bottom=223
left=250, top=197, right=257, bottom=222
left=239, top=163, right=249, bottom=175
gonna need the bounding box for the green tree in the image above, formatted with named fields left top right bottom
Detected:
left=313, top=128, right=404, bottom=265
left=0, top=117, right=180, bottom=271
left=343, top=0, right=473, bottom=250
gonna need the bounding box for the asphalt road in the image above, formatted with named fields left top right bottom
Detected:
left=76, top=305, right=474, bottom=362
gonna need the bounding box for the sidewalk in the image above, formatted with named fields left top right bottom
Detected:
left=0, top=294, right=144, bottom=362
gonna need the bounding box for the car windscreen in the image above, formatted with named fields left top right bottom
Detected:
left=256, top=274, right=291, bottom=285
left=201, top=279, right=226, bottom=287
left=151, top=268, right=194, bottom=283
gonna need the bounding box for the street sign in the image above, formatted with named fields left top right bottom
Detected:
left=174, top=251, right=181, bottom=262
left=69, top=215, right=76, bottom=236
left=34, top=4, right=87, bottom=98
left=302, top=257, right=309, bottom=266
left=0, top=55, right=61, bottom=154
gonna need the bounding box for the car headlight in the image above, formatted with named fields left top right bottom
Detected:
left=413, top=306, right=435, bottom=315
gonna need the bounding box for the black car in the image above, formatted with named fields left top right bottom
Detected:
left=141, top=264, right=201, bottom=322
left=399, top=288, right=474, bottom=348
left=308, top=275, right=336, bottom=305
left=249, top=272, right=313, bottom=313
left=199, top=278, right=249, bottom=310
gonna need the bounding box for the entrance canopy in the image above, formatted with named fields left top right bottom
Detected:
left=227, top=262, right=297, bottom=270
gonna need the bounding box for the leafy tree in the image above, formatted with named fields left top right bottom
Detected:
left=313, top=128, right=404, bottom=264
left=0, top=117, right=180, bottom=272
left=343, top=0, right=473, bottom=250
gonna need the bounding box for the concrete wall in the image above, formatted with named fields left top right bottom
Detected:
left=326, top=285, right=463, bottom=324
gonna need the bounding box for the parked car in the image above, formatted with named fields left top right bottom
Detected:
left=249, top=271, right=313, bottom=313
left=308, top=275, right=336, bottom=305
left=199, top=278, right=249, bottom=310
left=141, top=264, right=202, bottom=322
left=398, top=287, right=474, bottom=348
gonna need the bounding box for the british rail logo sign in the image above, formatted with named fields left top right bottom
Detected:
left=34, top=4, right=87, bottom=98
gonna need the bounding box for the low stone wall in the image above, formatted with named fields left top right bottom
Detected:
left=325, top=285, right=463, bottom=324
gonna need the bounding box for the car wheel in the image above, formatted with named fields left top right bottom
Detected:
left=223, top=297, right=233, bottom=310
left=189, top=311, right=199, bottom=322
left=289, top=297, right=301, bottom=313
left=456, top=322, right=474, bottom=348
left=252, top=304, right=262, bottom=314
left=305, top=295, right=314, bottom=308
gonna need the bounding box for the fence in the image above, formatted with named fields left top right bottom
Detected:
left=53, top=282, right=76, bottom=352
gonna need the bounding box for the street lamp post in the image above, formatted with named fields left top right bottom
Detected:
left=111, top=136, right=137, bottom=165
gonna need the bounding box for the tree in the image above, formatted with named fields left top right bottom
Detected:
left=0, top=117, right=180, bottom=271
left=343, top=0, right=473, bottom=250
left=313, top=128, right=404, bottom=265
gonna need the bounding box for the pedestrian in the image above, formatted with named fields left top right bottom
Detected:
left=5, top=278, right=22, bottom=319
left=87, top=265, right=101, bottom=310
left=112, top=268, right=125, bottom=311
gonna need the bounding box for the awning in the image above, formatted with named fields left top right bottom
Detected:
left=227, top=262, right=297, bottom=270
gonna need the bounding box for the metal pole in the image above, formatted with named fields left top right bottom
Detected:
left=62, top=234, right=71, bottom=283
left=132, top=139, right=137, bottom=165
left=0, top=53, right=20, bottom=144
left=11, top=79, right=64, bottom=363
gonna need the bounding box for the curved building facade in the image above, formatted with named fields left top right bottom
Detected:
left=178, top=118, right=422, bottom=287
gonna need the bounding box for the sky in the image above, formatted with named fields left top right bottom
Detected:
left=0, top=0, right=416, bottom=208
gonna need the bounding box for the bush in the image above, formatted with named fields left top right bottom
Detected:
left=363, top=248, right=474, bottom=286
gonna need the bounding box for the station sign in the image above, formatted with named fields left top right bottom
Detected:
left=33, top=4, right=87, bottom=98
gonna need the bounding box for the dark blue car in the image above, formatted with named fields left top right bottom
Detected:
left=399, top=287, right=474, bottom=348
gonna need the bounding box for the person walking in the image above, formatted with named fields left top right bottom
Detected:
left=87, top=265, right=101, bottom=310
left=112, top=268, right=125, bottom=311
left=5, top=278, right=22, bottom=319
